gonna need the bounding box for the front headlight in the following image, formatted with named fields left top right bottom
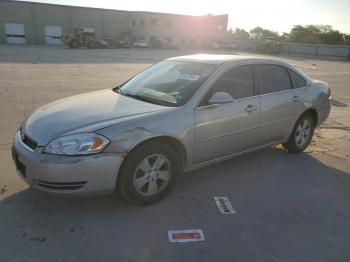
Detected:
left=43, top=133, right=110, bottom=155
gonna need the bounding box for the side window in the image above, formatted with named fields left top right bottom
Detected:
left=258, top=65, right=291, bottom=94
left=211, top=65, right=255, bottom=100
left=289, top=69, right=306, bottom=88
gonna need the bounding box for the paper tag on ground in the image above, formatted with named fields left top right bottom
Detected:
left=214, top=196, right=236, bottom=214
left=168, top=229, right=205, bottom=243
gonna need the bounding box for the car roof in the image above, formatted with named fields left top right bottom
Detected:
left=167, top=54, right=286, bottom=66
left=167, top=54, right=310, bottom=81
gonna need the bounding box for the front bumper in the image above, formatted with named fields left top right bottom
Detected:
left=12, top=131, right=124, bottom=196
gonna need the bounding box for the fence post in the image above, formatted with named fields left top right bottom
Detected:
left=288, top=44, right=291, bottom=56
left=348, top=46, right=350, bottom=61
left=315, top=46, right=319, bottom=59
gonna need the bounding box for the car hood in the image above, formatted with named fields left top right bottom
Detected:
left=23, top=89, right=170, bottom=146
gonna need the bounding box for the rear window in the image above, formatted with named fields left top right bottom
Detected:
left=289, top=70, right=306, bottom=88
left=258, top=65, right=291, bottom=94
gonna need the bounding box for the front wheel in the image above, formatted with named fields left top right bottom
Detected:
left=68, top=40, right=79, bottom=48
left=118, top=143, right=178, bottom=205
left=87, top=41, right=96, bottom=49
left=283, top=113, right=315, bottom=153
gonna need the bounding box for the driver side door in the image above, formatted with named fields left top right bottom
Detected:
left=194, top=65, right=260, bottom=163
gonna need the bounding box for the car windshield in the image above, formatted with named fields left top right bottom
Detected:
left=115, top=60, right=216, bottom=107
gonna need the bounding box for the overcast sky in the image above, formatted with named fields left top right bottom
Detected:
left=19, top=0, right=350, bottom=33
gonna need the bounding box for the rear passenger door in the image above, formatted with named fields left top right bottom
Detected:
left=257, top=64, right=298, bottom=145
left=288, top=69, right=308, bottom=116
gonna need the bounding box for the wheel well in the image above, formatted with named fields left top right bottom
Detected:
left=302, top=109, right=318, bottom=126
left=124, top=136, right=187, bottom=171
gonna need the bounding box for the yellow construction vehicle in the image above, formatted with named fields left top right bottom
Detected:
left=256, top=37, right=282, bottom=54
left=63, top=28, right=96, bottom=49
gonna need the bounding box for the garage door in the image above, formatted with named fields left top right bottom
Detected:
left=4, top=23, right=26, bottom=44
left=44, top=25, right=62, bottom=45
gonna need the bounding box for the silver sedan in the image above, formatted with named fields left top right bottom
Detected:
left=12, top=54, right=331, bottom=204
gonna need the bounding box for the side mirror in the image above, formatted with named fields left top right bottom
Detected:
left=207, top=92, right=234, bottom=105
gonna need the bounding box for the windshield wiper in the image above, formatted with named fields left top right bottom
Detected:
left=113, top=87, right=153, bottom=103
left=114, top=88, right=174, bottom=106
left=122, top=92, right=157, bottom=104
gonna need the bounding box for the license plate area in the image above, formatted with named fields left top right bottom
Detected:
left=12, top=147, right=27, bottom=178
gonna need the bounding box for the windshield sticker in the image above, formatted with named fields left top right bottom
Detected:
left=178, top=74, right=200, bottom=81
left=175, top=93, right=183, bottom=102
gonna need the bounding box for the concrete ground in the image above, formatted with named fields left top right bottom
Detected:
left=0, top=45, right=349, bottom=262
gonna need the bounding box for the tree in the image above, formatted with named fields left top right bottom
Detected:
left=228, top=28, right=250, bottom=41
left=289, top=25, right=321, bottom=43
left=250, top=27, right=279, bottom=40
left=288, top=25, right=344, bottom=45
left=233, top=28, right=250, bottom=40
left=319, top=29, right=343, bottom=45
left=343, top=34, right=350, bottom=45
left=226, top=24, right=349, bottom=46
left=279, top=32, right=290, bottom=42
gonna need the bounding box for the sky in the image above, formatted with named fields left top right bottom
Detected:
left=19, top=0, right=350, bottom=33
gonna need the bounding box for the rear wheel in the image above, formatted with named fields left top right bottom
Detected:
left=283, top=113, right=315, bottom=153
left=118, top=142, right=178, bottom=205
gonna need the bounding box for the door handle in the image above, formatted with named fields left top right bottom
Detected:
left=245, top=105, right=257, bottom=112
left=292, top=96, right=301, bottom=102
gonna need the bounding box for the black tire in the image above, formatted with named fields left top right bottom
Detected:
left=118, top=142, right=179, bottom=205
left=283, top=113, right=315, bottom=153
left=87, top=42, right=96, bottom=49
left=68, top=40, right=79, bottom=48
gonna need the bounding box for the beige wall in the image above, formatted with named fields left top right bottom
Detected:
left=31, top=4, right=71, bottom=44
left=0, top=1, right=228, bottom=45
left=103, top=10, right=131, bottom=38
left=68, top=7, right=104, bottom=39
left=0, top=1, right=35, bottom=44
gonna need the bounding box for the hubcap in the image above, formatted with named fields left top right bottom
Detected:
left=133, top=154, right=171, bottom=196
left=295, top=119, right=312, bottom=148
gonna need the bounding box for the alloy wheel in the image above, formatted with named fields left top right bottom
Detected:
left=295, top=119, right=312, bottom=148
left=133, top=154, right=171, bottom=196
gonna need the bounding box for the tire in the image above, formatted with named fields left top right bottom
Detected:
left=283, top=113, right=315, bottom=153
left=118, top=142, right=179, bottom=205
left=68, top=40, right=79, bottom=48
left=87, top=42, right=96, bottom=49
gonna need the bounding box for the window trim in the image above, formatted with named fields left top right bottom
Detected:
left=255, top=64, right=293, bottom=95
left=197, top=64, right=257, bottom=107
left=288, top=69, right=307, bottom=89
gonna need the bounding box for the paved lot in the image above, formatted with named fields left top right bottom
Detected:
left=0, top=45, right=350, bottom=262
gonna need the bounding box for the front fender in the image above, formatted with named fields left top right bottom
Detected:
left=102, top=127, right=153, bottom=155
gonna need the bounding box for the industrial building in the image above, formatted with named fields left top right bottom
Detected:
left=0, top=0, right=228, bottom=47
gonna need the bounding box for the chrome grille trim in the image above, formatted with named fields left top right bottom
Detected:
left=37, top=180, right=87, bottom=191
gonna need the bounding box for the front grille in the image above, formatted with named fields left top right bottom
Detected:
left=21, top=133, right=38, bottom=150
left=37, top=180, right=87, bottom=191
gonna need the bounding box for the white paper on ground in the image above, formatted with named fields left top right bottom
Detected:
left=168, top=229, right=205, bottom=243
